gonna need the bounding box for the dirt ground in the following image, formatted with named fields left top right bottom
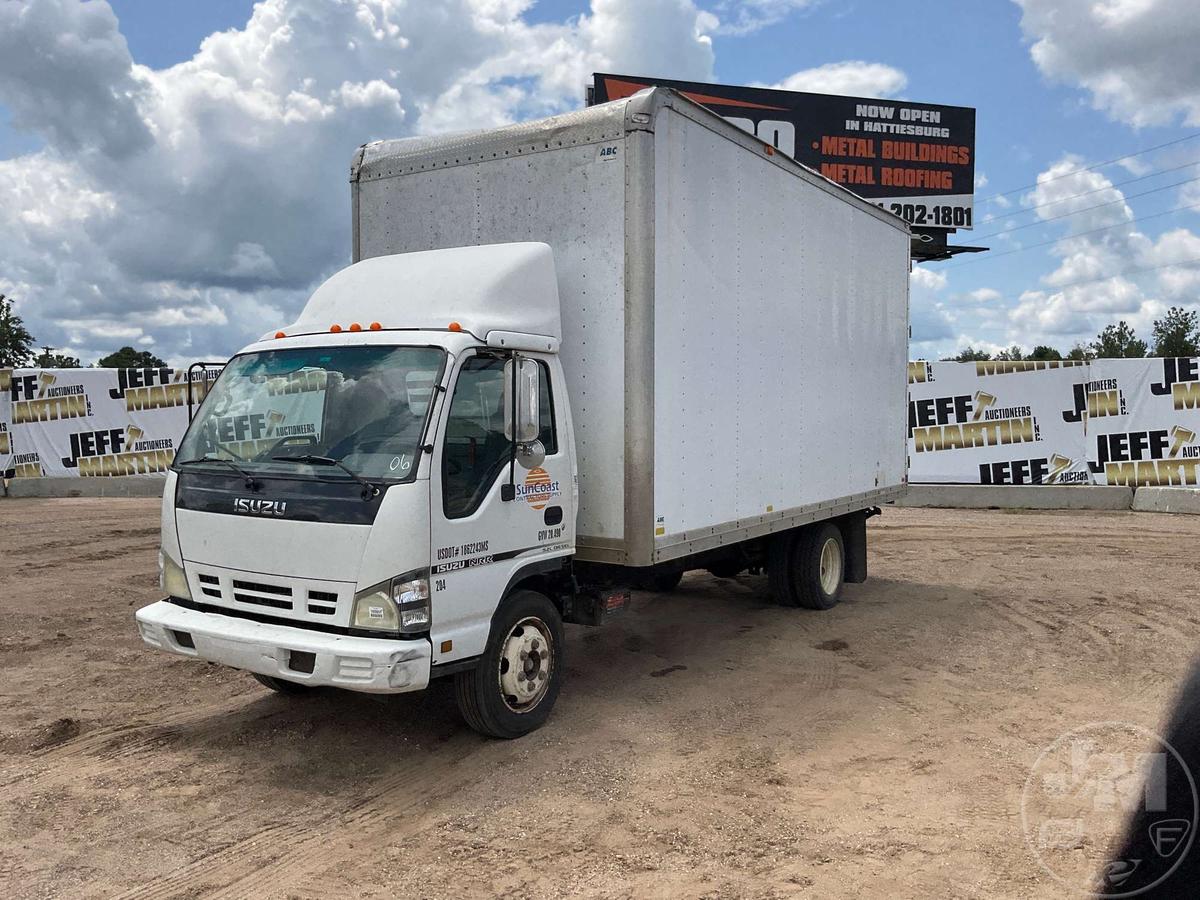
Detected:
left=1, top=498, right=1198, bottom=899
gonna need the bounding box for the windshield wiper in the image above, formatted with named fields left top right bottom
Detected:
left=271, top=454, right=380, bottom=500
left=178, top=455, right=260, bottom=490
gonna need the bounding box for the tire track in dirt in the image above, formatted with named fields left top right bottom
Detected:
left=117, top=734, right=491, bottom=900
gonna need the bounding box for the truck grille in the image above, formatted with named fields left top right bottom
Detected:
left=185, top=565, right=352, bottom=626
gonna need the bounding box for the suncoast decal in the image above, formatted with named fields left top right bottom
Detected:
left=908, top=390, right=1039, bottom=452
left=517, top=467, right=561, bottom=510
left=9, top=372, right=92, bottom=423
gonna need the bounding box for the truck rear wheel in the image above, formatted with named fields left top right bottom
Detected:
left=768, top=523, right=845, bottom=610
left=455, top=590, right=564, bottom=739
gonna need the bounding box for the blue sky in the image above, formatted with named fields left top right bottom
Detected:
left=2, top=0, right=1198, bottom=364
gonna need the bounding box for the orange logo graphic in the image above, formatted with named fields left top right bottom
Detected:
left=521, top=467, right=559, bottom=510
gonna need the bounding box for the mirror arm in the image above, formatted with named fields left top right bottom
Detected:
left=501, top=350, right=519, bottom=502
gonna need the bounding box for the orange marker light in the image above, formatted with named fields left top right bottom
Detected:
left=349, top=322, right=362, bottom=332
left=274, top=331, right=286, bottom=339
left=369, top=322, right=382, bottom=331
left=330, top=324, right=342, bottom=333
left=764, top=144, right=775, bottom=156
left=448, top=321, right=463, bottom=332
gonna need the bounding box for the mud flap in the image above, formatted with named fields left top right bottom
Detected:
left=840, top=509, right=874, bottom=584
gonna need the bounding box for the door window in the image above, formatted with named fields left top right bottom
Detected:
left=442, top=356, right=558, bottom=518
left=443, top=356, right=509, bottom=518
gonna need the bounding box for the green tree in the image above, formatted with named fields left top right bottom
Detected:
left=995, top=345, right=1024, bottom=361
left=1028, top=345, right=1063, bottom=361
left=1091, top=321, right=1147, bottom=359
left=96, top=346, right=167, bottom=368
left=951, top=345, right=992, bottom=362
left=0, top=293, right=35, bottom=367
left=1151, top=306, right=1200, bottom=357
left=1066, top=343, right=1095, bottom=361
left=33, top=347, right=81, bottom=368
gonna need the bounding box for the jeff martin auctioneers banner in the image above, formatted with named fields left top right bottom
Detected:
left=5, top=359, right=1200, bottom=485
left=907, top=357, right=1200, bottom=486
left=0, top=367, right=216, bottom=480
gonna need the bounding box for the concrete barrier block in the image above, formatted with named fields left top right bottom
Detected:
left=4, top=476, right=166, bottom=500
left=896, top=484, right=1134, bottom=511
left=1131, top=487, right=1200, bottom=515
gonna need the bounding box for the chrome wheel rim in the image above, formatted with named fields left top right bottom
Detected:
left=819, top=537, right=842, bottom=596
left=498, top=616, right=553, bottom=713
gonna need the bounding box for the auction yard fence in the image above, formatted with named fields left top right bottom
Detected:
left=4, top=359, right=1200, bottom=486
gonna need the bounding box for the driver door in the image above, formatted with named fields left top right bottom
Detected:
left=428, top=351, right=571, bottom=665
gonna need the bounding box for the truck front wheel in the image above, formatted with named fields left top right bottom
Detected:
left=455, top=590, right=564, bottom=739
left=768, top=523, right=845, bottom=610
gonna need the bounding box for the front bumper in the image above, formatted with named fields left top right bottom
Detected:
left=135, top=600, right=431, bottom=694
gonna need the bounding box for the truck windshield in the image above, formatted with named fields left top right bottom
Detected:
left=175, top=345, right=446, bottom=482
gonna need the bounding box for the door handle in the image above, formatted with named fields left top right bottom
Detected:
left=544, top=506, right=563, bottom=526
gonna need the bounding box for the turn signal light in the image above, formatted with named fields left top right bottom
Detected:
left=349, top=322, right=362, bottom=332
left=330, top=324, right=342, bottom=333
left=448, top=321, right=462, bottom=332
left=369, top=322, right=382, bottom=331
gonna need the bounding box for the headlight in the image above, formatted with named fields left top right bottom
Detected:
left=159, top=549, right=191, bottom=600
left=352, top=569, right=430, bottom=634
left=393, top=576, right=431, bottom=631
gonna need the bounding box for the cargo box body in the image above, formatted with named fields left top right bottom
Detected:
left=352, top=88, right=910, bottom=567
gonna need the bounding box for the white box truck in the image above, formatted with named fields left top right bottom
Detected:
left=136, top=88, right=910, bottom=738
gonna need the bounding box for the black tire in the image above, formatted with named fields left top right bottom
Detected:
left=767, top=531, right=800, bottom=606
left=645, top=571, right=683, bottom=593
left=252, top=673, right=311, bottom=694
left=455, top=590, right=564, bottom=739
left=791, top=523, right=845, bottom=610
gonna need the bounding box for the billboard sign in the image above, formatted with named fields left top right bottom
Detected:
left=591, top=73, right=976, bottom=231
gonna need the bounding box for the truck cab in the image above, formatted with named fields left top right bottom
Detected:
left=138, top=243, right=583, bottom=738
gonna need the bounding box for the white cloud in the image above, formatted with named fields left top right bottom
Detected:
left=967, top=288, right=1001, bottom=303
left=997, top=153, right=1200, bottom=350
left=713, top=0, right=817, bottom=36
left=0, top=0, right=716, bottom=364
left=1015, top=0, right=1200, bottom=127
left=910, top=266, right=947, bottom=291
left=768, top=61, right=907, bottom=98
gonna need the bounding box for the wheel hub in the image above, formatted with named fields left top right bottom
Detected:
left=819, top=537, right=842, bottom=595
left=499, top=617, right=553, bottom=712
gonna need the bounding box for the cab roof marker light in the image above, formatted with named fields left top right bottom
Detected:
left=369, top=322, right=382, bottom=331
left=448, top=322, right=463, bottom=332
left=349, top=322, right=362, bottom=332
left=330, top=324, right=342, bottom=333
left=274, top=331, right=286, bottom=339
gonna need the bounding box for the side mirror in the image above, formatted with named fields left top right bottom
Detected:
left=503, top=357, right=540, bottom=444
left=515, top=439, right=546, bottom=471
